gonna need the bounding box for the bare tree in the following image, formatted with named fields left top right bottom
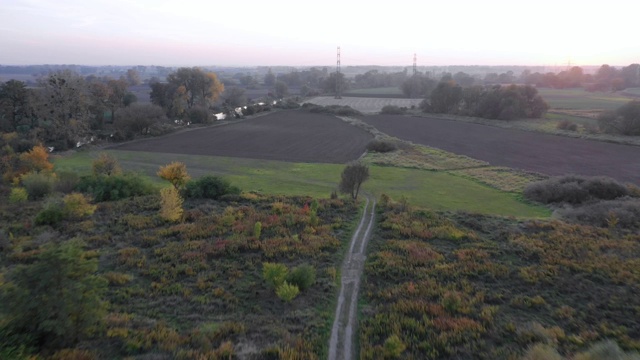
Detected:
left=339, top=162, right=370, bottom=200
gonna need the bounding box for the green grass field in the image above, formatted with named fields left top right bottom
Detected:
left=54, top=150, right=549, bottom=218
left=537, top=88, right=631, bottom=110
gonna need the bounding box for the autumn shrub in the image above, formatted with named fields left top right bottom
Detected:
left=524, top=175, right=629, bottom=205
left=574, top=340, right=640, bottom=360
left=21, top=172, right=55, bottom=200
left=159, top=187, right=183, bottom=222
left=9, top=187, right=28, bottom=204
left=286, top=264, right=316, bottom=291
left=157, top=162, right=190, bottom=190
left=254, top=221, right=262, bottom=239
left=275, top=281, right=299, bottom=302
left=558, top=199, right=640, bottom=230
left=383, top=334, right=406, bottom=358
left=366, top=139, right=397, bottom=153
left=263, top=262, right=288, bottom=289
left=183, top=175, right=240, bottom=199
left=62, top=193, right=96, bottom=219
left=76, top=173, right=154, bottom=202
left=521, top=343, right=563, bottom=360
left=54, top=171, right=80, bottom=193
left=19, top=144, right=53, bottom=173
left=92, top=152, right=121, bottom=176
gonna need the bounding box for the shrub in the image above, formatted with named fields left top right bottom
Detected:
left=521, top=343, right=563, bottom=360
left=35, top=198, right=65, bottom=226
left=254, top=221, right=262, bottom=239
left=557, top=120, right=578, bottom=131
left=301, top=103, right=362, bottom=116
left=380, top=105, right=406, bottom=115
left=9, top=187, right=28, bottom=204
left=524, top=175, right=629, bottom=205
left=286, top=264, right=316, bottom=291
left=558, top=198, right=640, bottom=230
left=63, top=193, right=96, bottom=219
left=598, top=100, right=640, bottom=135
left=574, top=340, right=640, bottom=360
left=159, top=187, right=183, bottom=222
left=186, top=106, right=213, bottom=124
left=275, top=281, right=299, bottom=302
left=262, top=262, right=288, bottom=289
left=366, top=139, right=397, bottom=153
left=19, top=144, right=53, bottom=172
left=55, top=171, right=80, bottom=193
left=76, top=173, right=155, bottom=202
left=92, top=153, right=121, bottom=176
left=157, top=162, right=190, bottom=190
left=183, top=175, right=240, bottom=199
left=383, top=335, right=406, bottom=358
left=21, top=172, right=55, bottom=200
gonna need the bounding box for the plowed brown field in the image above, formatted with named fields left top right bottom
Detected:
left=113, top=111, right=373, bottom=164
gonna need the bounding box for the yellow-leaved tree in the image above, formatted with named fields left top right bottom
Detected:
left=157, top=162, right=190, bottom=190
left=159, top=187, right=183, bottom=222
left=19, top=144, right=54, bottom=173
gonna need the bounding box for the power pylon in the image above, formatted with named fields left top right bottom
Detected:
left=335, top=46, right=342, bottom=99
left=413, top=53, right=417, bottom=76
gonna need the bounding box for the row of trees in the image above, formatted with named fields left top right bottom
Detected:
left=421, top=81, right=549, bottom=120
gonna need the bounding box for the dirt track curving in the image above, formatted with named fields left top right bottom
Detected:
left=328, top=195, right=376, bottom=360
left=112, top=111, right=373, bottom=164
left=362, top=115, right=640, bottom=184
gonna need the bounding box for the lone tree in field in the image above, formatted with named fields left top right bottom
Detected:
left=339, top=162, right=370, bottom=200
left=157, top=162, right=190, bottom=190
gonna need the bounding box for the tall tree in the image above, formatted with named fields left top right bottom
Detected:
left=339, top=162, right=370, bottom=200
left=264, top=68, right=276, bottom=86
left=0, top=79, right=34, bottom=132
left=166, top=67, right=224, bottom=110
left=126, top=68, right=142, bottom=86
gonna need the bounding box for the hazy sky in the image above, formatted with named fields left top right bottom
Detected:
left=0, top=0, right=637, bottom=67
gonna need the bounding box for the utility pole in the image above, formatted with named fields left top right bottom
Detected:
left=335, top=46, right=342, bottom=99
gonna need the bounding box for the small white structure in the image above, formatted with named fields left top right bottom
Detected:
left=214, top=112, right=227, bottom=120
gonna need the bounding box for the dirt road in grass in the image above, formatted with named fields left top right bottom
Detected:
left=362, top=115, right=640, bottom=184
left=329, top=195, right=376, bottom=360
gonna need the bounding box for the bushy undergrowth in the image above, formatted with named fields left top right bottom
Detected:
left=558, top=198, right=640, bottom=230
left=366, top=139, right=398, bottom=153
left=301, top=103, right=362, bottom=116
left=524, top=175, right=630, bottom=205
left=183, top=175, right=240, bottom=199
left=21, top=172, right=55, bottom=200
left=76, top=173, right=155, bottom=202
left=380, top=105, right=407, bottom=115
left=556, top=120, right=578, bottom=131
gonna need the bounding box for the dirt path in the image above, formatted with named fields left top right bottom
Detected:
left=328, top=195, right=376, bottom=360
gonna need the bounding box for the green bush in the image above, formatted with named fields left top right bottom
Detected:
left=183, top=175, right=240, bottom=200
left=380, top=105, right=406, bottom=115
left=35, top=199, right=65, bottom=226
left=558, top=199, right=640, bottom=230
left=286, top=264, right=316, bottom=291
left=9, top=187, right=28, bottom=204
left=366, top=139, right=397, bottom=153
left=524, top=175, right=629, bottom=205
left=76, top=173, right=155, bottom=202
left=54, top=171, right=80, bottom=194
left=262, top=262, right=288, bottom=289
left=21, top=172, right=55, bottom=200
left=383, top=335, right=406, bottom=358
left=557, top=120, right=578, bottom=131
left=275, top=281, right=299, bottom=302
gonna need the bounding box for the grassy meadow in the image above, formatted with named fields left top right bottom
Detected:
left=537, top=88, right=632, bottom=111
left=54, top=149, right=549, bottom=218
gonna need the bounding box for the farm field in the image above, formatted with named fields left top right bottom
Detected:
left=537, top=88, right=632, bottom=111
left=54, top=150, right=548, bottom=217
left=305, top=96, right=422, bottom=114
left=361, top=115, right=640, bottom=184
left=112, top=111, right=373, bottom=164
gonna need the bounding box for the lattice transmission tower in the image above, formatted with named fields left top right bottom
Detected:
left=335, top=46, right=342, bottom=99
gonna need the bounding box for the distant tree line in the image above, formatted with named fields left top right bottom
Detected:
left=420, top=81, right=549, bottom=120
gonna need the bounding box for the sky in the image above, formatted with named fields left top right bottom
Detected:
left=0, top=0, right=637, bottom=67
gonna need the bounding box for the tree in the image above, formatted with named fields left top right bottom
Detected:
left=339, top=162, right=370, bottom=200
left=19, top=144, right=54, bottom=172
left=598, top=100, right=640, bottom=135
left=92, top=152, right=121, bottom=176
left=35, top=70, right=91, bottom=149
left=275, top=81, right=288, bottom=98
left=159, top=186, right=183, bottom=222
left=166, top=67, right=225, bottom=110
left=157, top=161, right=190, bottom=190
left=126, top=68, right=141, bottom=86
left=113, top=104, right=167, bottom=139
left=427, top=80, right=463, bottom=113
left=0, top=80, right=34, bottom=132
left=222, top=86, right=247, bottom=107
left=264, top=68, right=276, bottom=86
left=2, top=239, right=107, bottom=350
